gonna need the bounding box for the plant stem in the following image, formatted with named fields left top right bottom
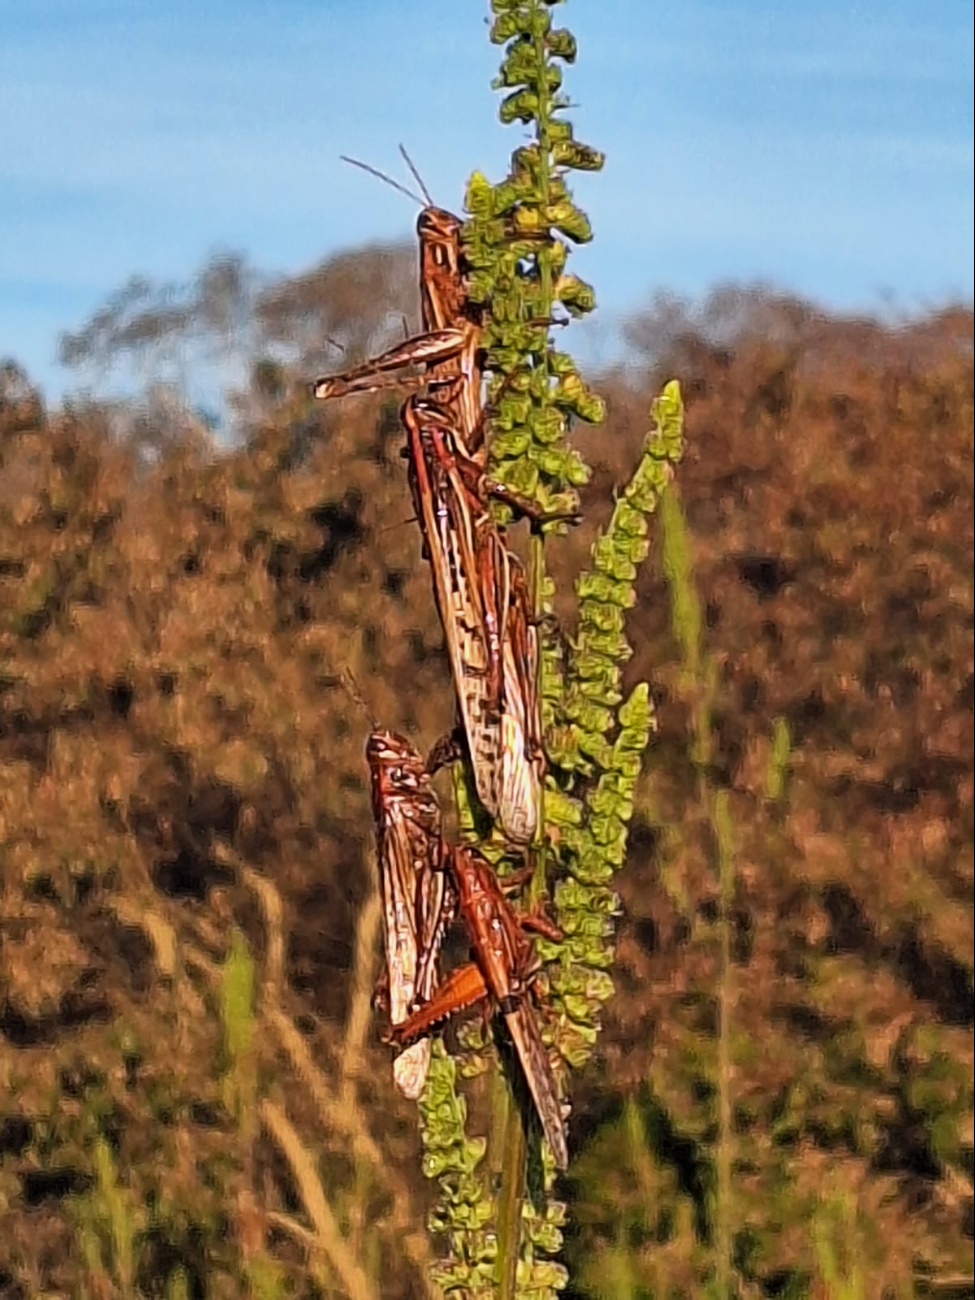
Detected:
left=530, top=0, right=555, bottom=304
left=661, top=483, right=734, bottom=1295
left=529, top=530, right=548, bottom=905
left=713, top=788, right=735, bottom=1299
left=496, top=1077, right=528, bottom=1300
left=497, top=530, right=548, bottom=1299
left=498, top=8, right=560, bottom=1292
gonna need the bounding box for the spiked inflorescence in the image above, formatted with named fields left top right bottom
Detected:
left=311, top=4, right=683, bottom=1295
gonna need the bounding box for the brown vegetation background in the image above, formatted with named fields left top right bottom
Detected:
left=0, top=244, right=972, bottom=1298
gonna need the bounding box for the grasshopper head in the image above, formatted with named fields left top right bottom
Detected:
left=366, top=728, right=420, bottom=769
left=366, top=729, right=428, bottom=793
left=417, top=206, right=462, bottom=243
left=417, top=207, right=466, bottom=328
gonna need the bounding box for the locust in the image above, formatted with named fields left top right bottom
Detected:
left=388, top=842, right=569, bottom=1171
left=367, top=728, right=449, bottom=1099
left=367, top=728, right=568, bottom=1166
left=313, top=158, right=570, bottom=845
left=312, top=151, right=552, bottom=454
left=313, top=153, right=486, bottom=450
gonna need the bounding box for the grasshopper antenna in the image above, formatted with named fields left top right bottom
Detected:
left=378, top=515, right=420, bottom=537
left=339, top=667, right=379, bottom=731
left=339, top=155, right=426, bottom=208
left=397, top=144, right=435, bottom=208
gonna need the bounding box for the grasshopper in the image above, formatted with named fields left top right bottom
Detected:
left=313, top=152, right=553, bottom=455
left=313, top=153, right=486, bottom=450
left=367, top=728, right=568, bottom=1168
left=367, top=728, right=449, bottom=1099
left=314, top=159, right=569, bottom=845
left=388, top=842, right=569, bottom=1171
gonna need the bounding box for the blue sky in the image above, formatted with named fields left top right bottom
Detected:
left=1, top=0, right=972, bottom=404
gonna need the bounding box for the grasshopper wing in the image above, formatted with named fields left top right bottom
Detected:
left=501, top=997, right=569, bottom=1171
left=369, top=730, right=447, bottom=1099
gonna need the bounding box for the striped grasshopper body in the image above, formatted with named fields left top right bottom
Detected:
left=389, top=843, right=569, bottom=1171
left=367, top=729, right=451, bottom=1099
left=403, top=395, right=544, bottom=845
left=313, top=199, right=566, bottom=846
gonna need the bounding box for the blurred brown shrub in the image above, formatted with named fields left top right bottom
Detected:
left=0, top=277, right=971, bottom=1297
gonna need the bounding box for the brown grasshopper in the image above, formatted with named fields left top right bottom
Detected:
left=367, top=728, right=449, bottom=1099
left=313, top=159, right=569, bottom=845
left=367, top=728, right=568, bottom=1167
left=388, top=842, right=569, bottom=1171
left=313, top=153, right=486, bottom=450
left=402, top=393, right=575, bottom=845
left=313, top=152, right=553, bottom=455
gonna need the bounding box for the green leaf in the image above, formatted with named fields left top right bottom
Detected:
left=489, top=429, right=532, bottom=459
left=563, top=696, right=615, bottom=733
left=554, top=273, right=597, bottom=315
left=552, top=139, right=605, bottom=170
left=544, top=786, right=585, bottom=827
left=618, top=681, right=652, bottom=730
left=220, top=928, right=255, bottom=1066
left=765, top=713, right=793, bottom=801
left=580, top=602, right=626, bottom=634
left=613, top=725, right=651, bottom=755
left=529, top=407, right=566, bottom=445
left=575, top=626, right=634, bottom=660
left=464, top=169, right=495, bottom=218
left=651, top=378, right=685, bottom=455
left=568, top=851, right=616, bottom=886
left=576, top=572, right=636, bottom=608
left=499, top=88, right=541, bottom=123
left=546, top=27, right=577, bottom=61
left=545, top=199, right=593, bottom=243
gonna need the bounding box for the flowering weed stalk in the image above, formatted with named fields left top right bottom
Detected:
left=411, top=3, right=685, bottom=1296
